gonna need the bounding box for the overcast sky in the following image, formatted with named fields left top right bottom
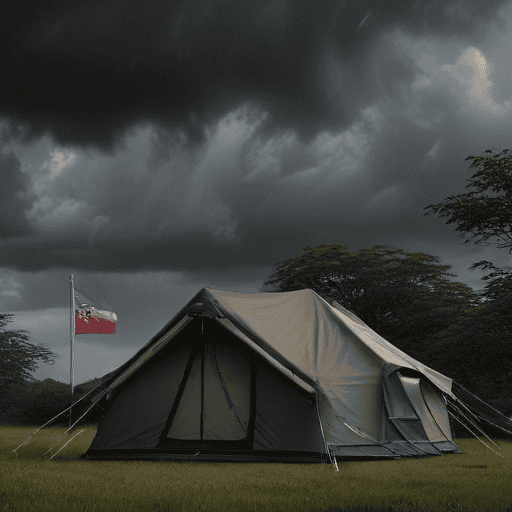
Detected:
left=1, top=0, right=512, bottom=385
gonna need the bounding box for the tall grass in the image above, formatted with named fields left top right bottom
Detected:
left=1, top=426, right=512, bottom=512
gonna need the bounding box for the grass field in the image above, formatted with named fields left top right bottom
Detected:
left=1, top=426, right=512, bottom=512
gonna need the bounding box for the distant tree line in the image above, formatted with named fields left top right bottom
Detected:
left=0, top=313, right=105, bottom=425
left=0, top=376, right=104, bottom=426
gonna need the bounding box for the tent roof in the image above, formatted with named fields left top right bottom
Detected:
left=97, top=287, right=453, bottom=399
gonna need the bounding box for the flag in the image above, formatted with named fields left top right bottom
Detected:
left=74, top=288, right=117, bottom=335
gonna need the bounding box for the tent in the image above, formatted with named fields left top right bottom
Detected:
left=83, top=287, right=462, bottom=463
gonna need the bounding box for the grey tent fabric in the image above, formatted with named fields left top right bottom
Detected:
left=166, top=342, right=251, bottom=441
left=84, top=287, right=461, bottom=462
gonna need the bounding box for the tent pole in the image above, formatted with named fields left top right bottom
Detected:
left=12, top=377, right=105, bottom=455
left=200, top=316, right=204, bottom=452
left=69, top=274, right=75, bottom=428
left=315, top=397, right=338, bottom=471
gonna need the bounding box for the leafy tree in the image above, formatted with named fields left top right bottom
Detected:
left=393, top=278, right=481, bottom=356
left=468, top=259, right=512, bottom=311
left=425, top=302, right=512, bottom=415
left=263, top=244, right=480, bottom=356
left=424, top=148, right=512, bottom=252
left=424, top=148, right=512, bottom=301
left=0, top=313, right=57, bottom=423
left=16, top=378, right=70, bottom=425
left=424, top=149, right=512, bottom=395
left=0, top=313, right=56, bottom=388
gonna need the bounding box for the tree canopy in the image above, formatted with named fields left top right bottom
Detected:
left=263, top=244, right=479, bottom=354
left=424, top=148, right=512, bottom=303
left=0, top=313, right=56, bottom=389
left=425, top=298, right=512, bottom=414
left=424, top=148, right=512, bottom=252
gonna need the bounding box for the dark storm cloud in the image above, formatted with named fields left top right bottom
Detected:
left=0, top=0, right=508, bottom=150
left=4, top=0, right=512, bottom=385
left=0, top=0, right=511, bottom=293
left=0, top=150, right=35, bottom=237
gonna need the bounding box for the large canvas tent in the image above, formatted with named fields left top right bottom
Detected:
left=83, top=287, right=462, bottom=463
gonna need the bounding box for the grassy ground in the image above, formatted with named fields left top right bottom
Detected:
left=1, top=426, right=512, bottom=512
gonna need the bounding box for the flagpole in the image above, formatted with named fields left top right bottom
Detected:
left=69, top=274, right=75, bottom=428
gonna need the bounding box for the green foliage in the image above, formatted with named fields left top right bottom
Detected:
left=0, top=312, right=105, bottom=424
left=469, top=259, right=512, bottom=308
left=0, top=314, right=56, bottom=388
left=424, top=148, right=512, bottom=305
left=424, top=148, right=512, bottom=252
left=14, top=379, right=71, bottom=426
left=423, top=148, right=512, bottom=409
left=263, top=244, right=480, bottom=356
left=0, top=309, right=102, bottom=425
left=426, top=304, right=512, bottom=415
left=0, top=314, right=58, bottom=424
left=1, top=377, right=105, bottom=426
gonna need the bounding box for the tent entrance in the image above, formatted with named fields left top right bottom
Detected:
left=158, top=319, right=256, bottom=450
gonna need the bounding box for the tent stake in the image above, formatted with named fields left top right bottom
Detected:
left=48, top=429, right=88, bottom=460
left=12, top=378, right=105, bottom=455
left=43, top=387, right=111, bottom=458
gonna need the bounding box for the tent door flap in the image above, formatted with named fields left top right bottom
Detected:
left=158, top=319, right=255, bottom=450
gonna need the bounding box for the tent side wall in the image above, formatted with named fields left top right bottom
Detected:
left=253, top=362, right=325, bottom=453
left=89, top=335, right=195, bottom=450
left=381, top=370, right=460, bottom=456
left=328, top=369, right=460, bottom=458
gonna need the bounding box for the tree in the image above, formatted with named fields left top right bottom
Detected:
left=15, top=378, right=70, bottom=425
left=468, top=259, right=512, bottom=303
left=0, top=313, right=58, bottom=424
left=424, top=148, right=512, bottom=306
left=424, top=148, right=512, bottom=252
left=425, top=301, right=512, bottom=415
left=0, top=313, right=57, bottom=389
left=263, top=244, right=480, bottom=355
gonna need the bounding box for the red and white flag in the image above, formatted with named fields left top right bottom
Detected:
left=74, top=288, right=117, bottom=335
